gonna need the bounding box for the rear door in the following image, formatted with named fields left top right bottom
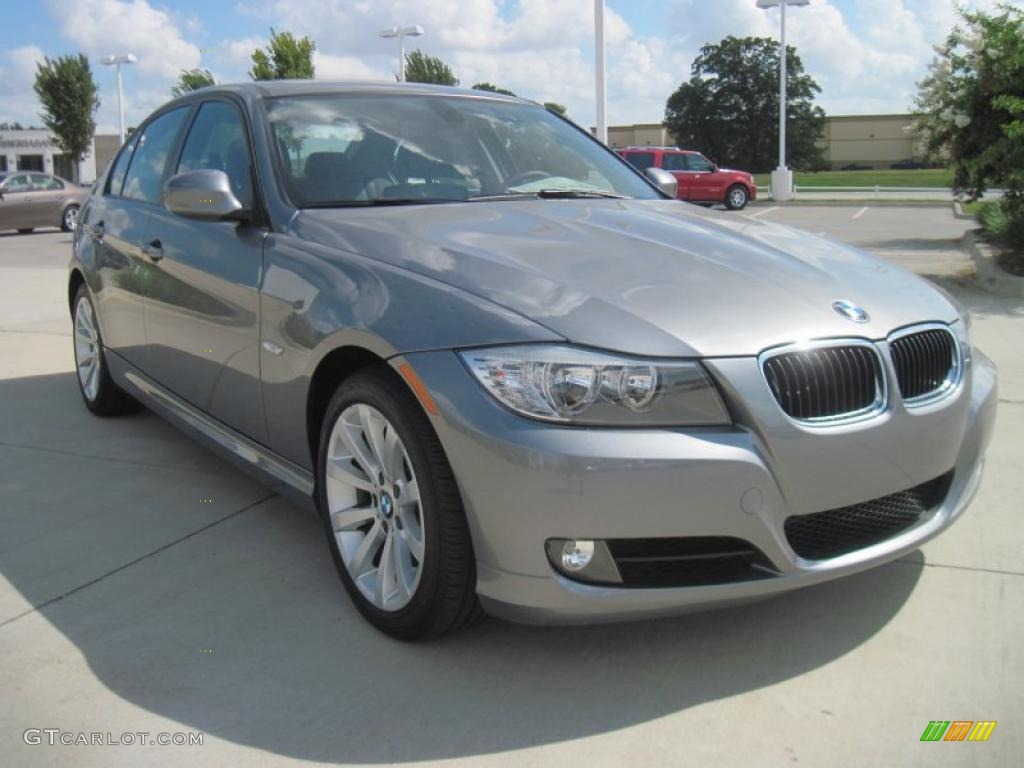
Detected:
left=29, top=173, right=65, bottom=225
left=88, top=107, right=191, bottom=369
left=141, top=98, right=267, bottom=442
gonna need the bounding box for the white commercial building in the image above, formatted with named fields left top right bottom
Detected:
left=0, top=129, right=97, bottom=183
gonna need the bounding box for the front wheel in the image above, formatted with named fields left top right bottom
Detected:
left=62, top=204, right=79, bottom=232
left=725, top=184, right=749, bottom=211
left=317, top=367, right=481, bottom=640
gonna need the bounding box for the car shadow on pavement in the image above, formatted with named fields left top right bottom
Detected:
left=0, top=371, right=926, bottom=762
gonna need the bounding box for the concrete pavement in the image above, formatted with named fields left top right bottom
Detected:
left=0, top=212, right=1021, bottom=767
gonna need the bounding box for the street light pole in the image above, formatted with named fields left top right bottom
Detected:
left=379, top=25, right=425, bottom=83
left=756, top=0, right=808, bottom=202
left=594, top=0, right=607, bottom=144
left=100, top=54, right=137, bottom=145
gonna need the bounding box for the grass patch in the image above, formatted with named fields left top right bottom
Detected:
left=970, top=200, right=1024, bottom=276
left=752, top=168, right=954, bottom=190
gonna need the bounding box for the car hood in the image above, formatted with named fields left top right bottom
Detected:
left=295, top=199, right=958, bottom=357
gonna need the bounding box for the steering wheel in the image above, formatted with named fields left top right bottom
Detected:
left=505, top=170, right=551, bottom=188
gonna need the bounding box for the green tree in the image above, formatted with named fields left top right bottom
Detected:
left=32, top=54, right=99, bottom=183
left=544, top=102, right=568, bottom=116
left=250, top=28, right=316, bottom=80
left=472, top=82, right=516, bottom=96
left=171, top=68, right=216, bottom=97
left=914, top=3, right=1024, bottom=256
left=404, top=50, right=458, bottom=86
left=664, top=36, right=825, bottom=173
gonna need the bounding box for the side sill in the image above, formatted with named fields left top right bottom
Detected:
left=108, top=354, right=315, bottom=504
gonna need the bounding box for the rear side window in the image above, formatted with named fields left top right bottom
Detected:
left=662, top=154, right=689, bottom=171
left=30, top=173, right=59, bottom=189
left=624, top=152, right=656, bottom=171
left=106, top=136, right=138, bottom=196
left=177, top=101, right=254, bottom=209
left=122, top=107, right=189, bottom=204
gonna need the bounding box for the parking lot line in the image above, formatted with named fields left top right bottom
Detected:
left=852, top=206, right=869, bottom=220
left=749, top=206, right=779, bottom=219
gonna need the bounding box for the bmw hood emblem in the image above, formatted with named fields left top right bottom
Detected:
left=832, top=299, right=870, bottom=323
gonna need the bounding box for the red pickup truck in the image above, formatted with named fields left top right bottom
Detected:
left=618, top=147, right=756, bottom=210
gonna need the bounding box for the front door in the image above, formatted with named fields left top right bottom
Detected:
left=686, top=154, right=724, bottom=201
left=142, top=99, right=267, bottom=442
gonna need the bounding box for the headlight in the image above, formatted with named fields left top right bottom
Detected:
left=458, top=345, right=730, bottom=426
left=953, top=317, right=972, bottom=368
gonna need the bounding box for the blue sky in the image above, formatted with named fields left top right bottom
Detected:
left=0, top=0, right=1009, bottom=134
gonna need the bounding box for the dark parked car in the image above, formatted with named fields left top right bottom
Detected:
left=68, top=82, right=996, bottom=639
left=890, top=159, right=928, bottom=170
left=0, top=171, right=86, bottom=232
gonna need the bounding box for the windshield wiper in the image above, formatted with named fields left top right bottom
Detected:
left=468, top=189, right=629, bottom=202
left=534, top=189, right=628, bottom=199
left=302, top=198, right=467, bottom=208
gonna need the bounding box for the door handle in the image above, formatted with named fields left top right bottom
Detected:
left=142, top=239, right=164, bottom=262
left=90, top=221, right=105, bottom=241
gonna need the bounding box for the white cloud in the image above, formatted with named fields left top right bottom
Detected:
left=47, top=0, right=201, bottom=79
left=0, top=46, right=48, bottom=126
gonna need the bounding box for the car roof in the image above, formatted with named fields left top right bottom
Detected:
left=169, top=79, right=529, bottom=105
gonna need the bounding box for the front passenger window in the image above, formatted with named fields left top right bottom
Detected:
left=122, top=107, right=189, bottom=205
left=177, top=101, right=254, bottom=209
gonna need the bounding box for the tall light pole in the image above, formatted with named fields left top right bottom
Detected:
left=756, top=0, right=808, bottom=202
left=594, top=0, right=607, bottom=144
left=380, top=25, right=424, bottom=82
left=100, top=53, right=137, bottom=145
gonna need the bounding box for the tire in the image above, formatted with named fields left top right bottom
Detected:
left=725, top=184, right=749, bottom=211
left=17, top=228, right=33, bottom=234
left=72, top=285, right=138, bottom=416
left=316, top=366, right=481, bottom=640
left=61, top=204, right=79, bottom=232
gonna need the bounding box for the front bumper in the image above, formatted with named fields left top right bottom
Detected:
left=398, top=347, right=997, bottom=625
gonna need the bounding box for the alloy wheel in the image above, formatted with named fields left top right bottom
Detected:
left=729, top=188, right=747, bottom=209
left=325, top=403, right=426, bottom=611
left=74, top=296, right=100, bottom=401
left=64, top=206, right=78, bottom=231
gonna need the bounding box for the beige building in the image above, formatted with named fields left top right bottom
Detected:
left=604, top=114, right=927, bottom=170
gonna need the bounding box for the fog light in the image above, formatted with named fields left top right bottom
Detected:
left=561, top=539, right=595, bottom=571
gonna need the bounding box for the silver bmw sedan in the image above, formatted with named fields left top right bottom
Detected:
left=68, top=81, right=997, bottom=639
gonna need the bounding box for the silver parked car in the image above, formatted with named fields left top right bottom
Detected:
left=68, top=82, right=997, bottom=639
left=0, top=171, right=86, bottom=233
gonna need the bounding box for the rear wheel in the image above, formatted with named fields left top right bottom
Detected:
left=72, top=285, right=138, bottom=416
left=317, top=367, right=481, bottom=640
left=725, top=184, right=749, bottom=211
left=62, top=204, right=79, bottom=232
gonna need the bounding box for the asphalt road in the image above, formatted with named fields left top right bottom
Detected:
left=1, top=208, right=1021, bottom=767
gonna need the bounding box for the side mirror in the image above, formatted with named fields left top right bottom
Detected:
left=645, top=167, right=678, bottom=198
left=164, top=169, right=248, bottom=222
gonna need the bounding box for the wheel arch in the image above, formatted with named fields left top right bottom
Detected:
left=305, top=344, right=405, bottom=468
left=68, top=268, right=86, bottom=316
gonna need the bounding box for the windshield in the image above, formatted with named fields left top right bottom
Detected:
left=264, top=93, right=660, bottom=206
